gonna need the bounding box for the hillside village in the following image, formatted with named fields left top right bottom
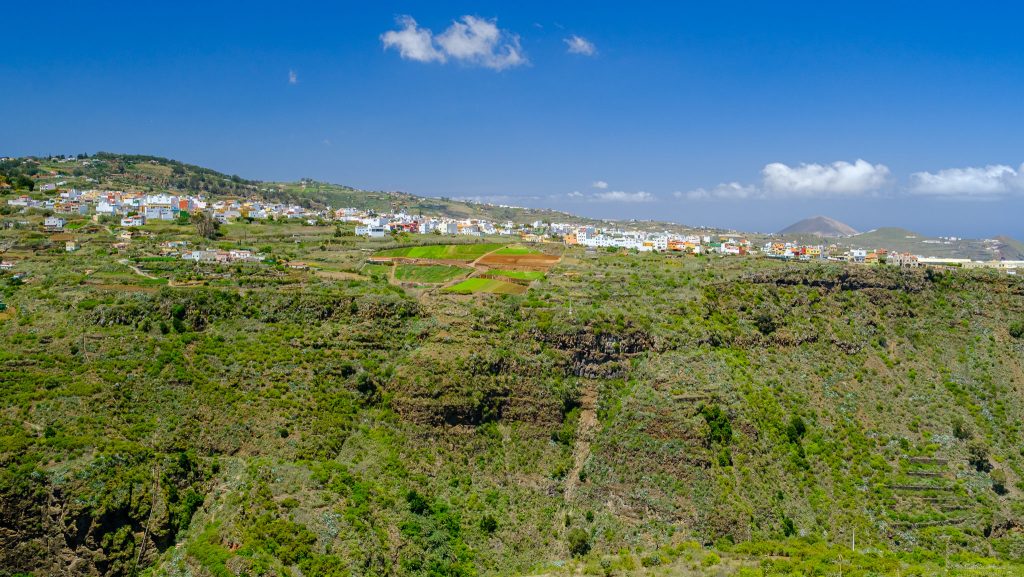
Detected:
left=6, top=186, right=1024, bottom=275
left=1, top=155, right=1022, bottom=275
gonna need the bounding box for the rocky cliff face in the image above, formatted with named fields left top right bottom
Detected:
left=1, top=453, right=208, bottom=576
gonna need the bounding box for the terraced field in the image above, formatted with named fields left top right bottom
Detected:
left=476, top=251, right=561, bottom=270
left=361, top=263, right=392, bottom=278
left=492, top=245, right=542, bottom=255
left=487, top=269, right=546, bottom=281
left=395, top=264, right=469, bottom=283
left=375, top=243, right=505, bottom=261
left=445, top=277, right=528, bottom=294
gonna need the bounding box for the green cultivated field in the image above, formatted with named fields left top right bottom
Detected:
left=395, top=264, right=468, bottom=283
left=488, top=269, right=545, bottom=281
left=493, top=244, right=541, bottom=255
left=445, top=277, right=527, bottom=294
left=376, top=243, right=505, bottom=260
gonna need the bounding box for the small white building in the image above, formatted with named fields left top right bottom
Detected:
left=355, top=225, right=388, bottom=238
left=44, top=216, right=66, bottom=231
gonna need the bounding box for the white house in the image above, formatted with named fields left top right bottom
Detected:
left=355, top=225, right=388, bottom=238
left=44, top=216, right=66, bottom=231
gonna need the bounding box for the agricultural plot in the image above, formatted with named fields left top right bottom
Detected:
left=486, top=269, right=545, bottom=281
left=395, top=264, right=468, bottom=283
left=361, top=263, right=392, bottom=279
left=444, top=277, right=527, bottom=294
left=492, top=245, right=541, bottom=255
left=375, top=243, right=505, bottom=261
left=475, top=251, right=561, bottom=270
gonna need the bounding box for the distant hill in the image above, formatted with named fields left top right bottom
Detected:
left=994, top=235, right=1024, bottom=260
left=779, top=216, right=858, bottom=237
left=837, top=227, right=1024, bottom=261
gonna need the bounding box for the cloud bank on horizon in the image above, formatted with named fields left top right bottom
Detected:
left=675, top=160, right=1024, bottom=203
left=910, top=164, right=1024, bottom=199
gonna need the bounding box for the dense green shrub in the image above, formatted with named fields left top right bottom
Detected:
left=406, top=490, right=431, bottom=515
left=699, top=404, right=732, bottom=445
left=567, top=528, right=591, bottom=557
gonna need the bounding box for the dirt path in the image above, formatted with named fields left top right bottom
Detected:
left=118, top=258, right=159, bottom=280
left=564, top=383, right=599, bottom=502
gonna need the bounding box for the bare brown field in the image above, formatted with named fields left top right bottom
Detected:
left=475, top=253, right=560, bottom=270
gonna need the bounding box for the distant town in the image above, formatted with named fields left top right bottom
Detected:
left=2, top=163, right=1022, bottom=276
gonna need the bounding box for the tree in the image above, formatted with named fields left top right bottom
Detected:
left=193, top=212, right=219, bottom=239
left=1010, top=321, right=1024, bottom=339
left=699, top=404, right=732, bottom=446
left=967, top=439, right=991, bottom=472
left=566, top=528, right=590, bottom=557
left=785, top=415, right=807, bottom=444
left=781, top=516, right=796, bottom=537
left=14, top=175, right=34, bottom=191
left=952, top=416, right=972, bottom=441
left=754, top=311, right=779, bottom=335
left=991, top=469, right=1008, bottom=495
left=406, top=490, right=431, bottom=515
left=479, top=515, right=498, bottom=535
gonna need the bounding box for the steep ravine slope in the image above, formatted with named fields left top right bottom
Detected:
left=2, top=252, right=1024, bottom=576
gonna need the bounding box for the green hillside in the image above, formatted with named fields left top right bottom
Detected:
left=2, top=159, right=1024, bottom=577
left=0, top=153, right=598, bottom=225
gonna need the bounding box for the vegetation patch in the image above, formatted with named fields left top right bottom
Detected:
left=444, top=278, right=527, bottom=294
left=492, top=244, right=541, bottom=256
left=487, top=269, right=545, bottom=281
left=375, top=243, right=505, bottom=261
left=395, top=264, right=468, bottom=283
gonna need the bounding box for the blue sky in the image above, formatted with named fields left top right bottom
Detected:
left=3, top=1, right=1024, bottom=237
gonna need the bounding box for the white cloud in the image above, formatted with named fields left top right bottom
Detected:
left=762, top=159, right=890, bottom=197
left=591, top=180, right=608, bottom=189
left=567, top=190, right=584, bottom=198
left=381, top=15, right=526, bottom=70
left=593, top=190, right=654, bottom=202
left=381, top=16, right=445, bottom=63
left=565, top=35, right=596, bottom=56
left=288, top=70, right=298, bottom=85
left=909, top=164, right=1024, bottom=199
left=681, top=159, right=889, bottom=201
left=678, top=182, right=759, bottom=201
left=681, top=159, right=1024, bottom=202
